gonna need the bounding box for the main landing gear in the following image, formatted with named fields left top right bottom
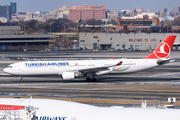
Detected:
left=20, top=76, right=24, bottom=83
left=86, top=77, right=97, bottom=82
left=86, top=73, right=97, bottom=82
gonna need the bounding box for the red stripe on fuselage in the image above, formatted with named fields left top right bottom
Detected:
left=0, top=104, right=25, bottom=110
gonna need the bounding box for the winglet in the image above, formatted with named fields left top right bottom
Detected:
left=111, top=57, right=115, bottom=60
left=143, top=35, right=176, bottom=59
left=116, top=61, right=123, bottom=66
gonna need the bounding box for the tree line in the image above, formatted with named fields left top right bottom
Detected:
left=0, top=16, right=179, bottom=33
left=0, top=18, right=117, bottom=34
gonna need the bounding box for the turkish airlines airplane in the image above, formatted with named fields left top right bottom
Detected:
left=0, top=98, right=179, bottom=120
left=3, top=35, right=176, bottom=82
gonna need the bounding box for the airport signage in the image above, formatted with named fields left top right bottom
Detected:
left=129, top=39, right=157, bottom=42
left=36, top=116, right=67, bottom=120
left=25, top=62, right=69, bottom=67
left=168, top=98, right=176, bottom=103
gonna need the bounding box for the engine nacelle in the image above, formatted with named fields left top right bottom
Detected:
left=62, top=72, right=75, bottom=80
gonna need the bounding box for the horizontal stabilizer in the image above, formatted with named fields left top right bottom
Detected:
left=156, top=58, right=175, bottom=65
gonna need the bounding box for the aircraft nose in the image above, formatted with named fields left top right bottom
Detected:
left=3, top=68, right=8, bottom=73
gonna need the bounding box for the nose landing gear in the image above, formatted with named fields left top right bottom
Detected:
left=20, top=76, right=24, bottom=83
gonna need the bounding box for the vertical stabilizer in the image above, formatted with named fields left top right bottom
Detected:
left=143, top=35, right=176, bottom=59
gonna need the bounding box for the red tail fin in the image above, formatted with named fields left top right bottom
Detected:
left=143, top=35, right=176, bottom=59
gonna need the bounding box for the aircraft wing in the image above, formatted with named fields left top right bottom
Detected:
left=70, top=61, right=123, bottom=73
left=77, top=65, right=113, bottom=73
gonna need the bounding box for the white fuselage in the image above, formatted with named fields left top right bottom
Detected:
left=0, top=98, right=179, bottom=120
left=3, top=59, right=159, bottom=77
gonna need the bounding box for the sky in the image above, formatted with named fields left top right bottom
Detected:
left=1, top=0, right=179, bottom=13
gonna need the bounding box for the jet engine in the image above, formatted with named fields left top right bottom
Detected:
left=62, top=72, right=75, bottom=80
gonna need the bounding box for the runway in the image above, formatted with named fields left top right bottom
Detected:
left=0, top=50, right=180, bottom=107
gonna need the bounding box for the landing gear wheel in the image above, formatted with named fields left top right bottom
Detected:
left=20, top=79, right=24, bottom=83
left=86, top=77, right=97, bottom=82
left=92, top=78, right=96, bottom=82
left=20, top=76, right=24, bottom=83
left=86, top=77, right=90, bottom=82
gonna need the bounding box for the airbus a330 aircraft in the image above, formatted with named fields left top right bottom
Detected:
left=0, top=98, right=179, bottom=120
left=3, top=35, right=176, bottom=82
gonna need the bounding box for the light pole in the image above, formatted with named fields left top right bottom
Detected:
left=105, top=20, right=108, bottom=33
left=50, top=22, right=53, bottom=33
left=25, top=43, right=27, bottom=51
left=77, top=24, right=79, bottom=33
left=63, top=24, right=65, bottom=33
left=21, top=24, right=26, bottom=34
left=101, top=24, right=102, bottom=33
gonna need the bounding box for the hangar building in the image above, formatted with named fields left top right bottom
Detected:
left=79, top=33, right=180, bottom=50
left=0, top=26, right=55, bottom=51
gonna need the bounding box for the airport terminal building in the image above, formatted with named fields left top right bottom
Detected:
left=0, top=26, right=55, bottom=51
left=79, top=33, right=180, bottom=50
left=0, top=34, right=55, bottom=51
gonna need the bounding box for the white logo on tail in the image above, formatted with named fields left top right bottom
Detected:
left=157, top=43, right=168, bottom=54
left=154, top=42, right=170, bottom=59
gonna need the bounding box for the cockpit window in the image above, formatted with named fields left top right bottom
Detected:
left=7, top=66, right=12, bottom=68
